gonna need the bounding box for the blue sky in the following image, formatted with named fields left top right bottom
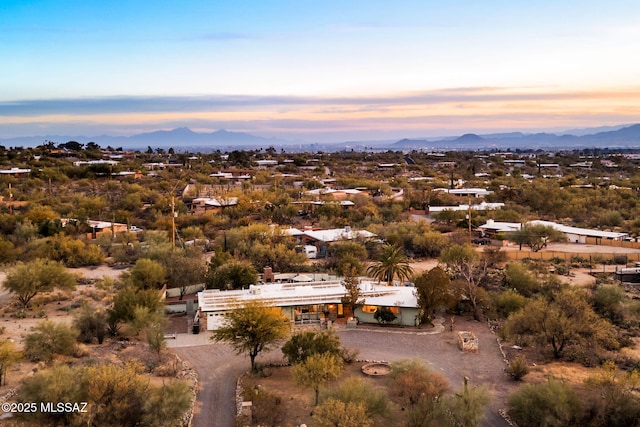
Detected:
left=1, top=0, right=639, bottom=142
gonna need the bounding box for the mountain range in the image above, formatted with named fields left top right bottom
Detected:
left=2, top=124, right=640, bottom=152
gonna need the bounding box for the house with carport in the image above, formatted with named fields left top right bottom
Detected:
left=197, top=279, right=419, bottom=330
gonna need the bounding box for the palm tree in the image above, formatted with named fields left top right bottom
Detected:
left=366, top=244, right=414, bottom=286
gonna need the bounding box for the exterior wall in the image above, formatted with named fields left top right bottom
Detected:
left=86, top=224, right=128, bottom=240
left=354, top=307, right=419, bottom=327
left=165, top=284, right=205, bottom=298
left=204, top=305, right=334, bottom=331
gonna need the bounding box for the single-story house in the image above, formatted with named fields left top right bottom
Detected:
left=478, top=219, right=628, bottom=243
left=190, top=197, right=239, bottom=215
left=528, top=220, right=628, bottom=243
left=428, top=202, right=505, bottom=213
left=0, top=167, right=31, bottom=176
left=197, top=279, right=419, bottom=330
left=434, top=188, right=493, bottom=197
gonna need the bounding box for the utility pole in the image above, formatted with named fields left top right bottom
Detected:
left=8, top=183, right=13, bottom=215
left=467, top=194, right=472, bottom=243
left=171, top=195, right=176, bottom=250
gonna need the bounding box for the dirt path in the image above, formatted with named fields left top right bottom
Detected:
left=174, top=344, right=246, bottom=427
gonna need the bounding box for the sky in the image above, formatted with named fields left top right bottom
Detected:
left=1, top=0, right=640, bottom=143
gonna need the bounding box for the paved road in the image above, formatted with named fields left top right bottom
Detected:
left=174, top=318, right=514, bottom=427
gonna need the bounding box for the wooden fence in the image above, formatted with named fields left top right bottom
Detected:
left=503, top=250, right=640, bottom=264
left=585, top=237, right=640, bottom=249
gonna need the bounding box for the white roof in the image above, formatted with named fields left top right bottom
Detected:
left=198, top=280, right=418, bottom=312
left=429, top=202, right=504, bottom=212
left=192, top=197, right=238, bottom=207
left=283, top=227, right=304, bottom=237
left=0, top=167, right=31, bottom=174
left=478, top=220, right=522, bottom=233
left=434, top=188, right=493, bottom=196
left=528, top=220, right=627, bottom=239
left=255, top=159, right=278, bottom=166
left=73, top=160, right=118, bottom=166
left=303, top=227, right=376, bottom=243
left=478, top=219, right=628, bottom=239
left=311, top=200, right=355, bottom=206
left=304, top=188, right=362, bottom=196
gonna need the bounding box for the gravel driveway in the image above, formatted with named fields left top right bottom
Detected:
left=174, top=316, right=514, bottom=427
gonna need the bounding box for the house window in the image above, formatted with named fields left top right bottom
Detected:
left=362, top=305, right=378, bottom=313
left=362, top=305, right=400, bottom=314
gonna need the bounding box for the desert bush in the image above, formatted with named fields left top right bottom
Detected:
left=74, top=304, right=108, bottom=344
left=281, top=331, right=342, bottom=365
left=507, top=355, right=530, bottom=380
left=374, top=307, right=397, bottom=325
left=508, top=379, right=582, bottom=427
left=313, top=398, right=372, bottom=427
left=389, top=359, right=448, bottom=408
left=504, top=263, right=539, bottom=297
left=243, top=386, right=285, bottom=427
left=322, top=377, right=389, bottom=419
left=493, top=289, right=528, bottom=319
left=23, top=321, right=77, bottom=362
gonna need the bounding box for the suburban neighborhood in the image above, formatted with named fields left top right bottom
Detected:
left=1, top=143, right=640, bottom=426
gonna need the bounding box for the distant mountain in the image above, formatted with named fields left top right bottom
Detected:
left=1, top=128, right=294, bottom=150
left=454, top=133, right=483, bottom=142
left=392, top=124, right=640, bottom=150
left=3, top=123, right=640, bottom=152
left=560, top=124, right=632, bottom=136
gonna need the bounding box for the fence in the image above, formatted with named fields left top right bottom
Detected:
left=503, top=250, right=640, bottom=264
left=585, top=237, right=640, bottom=249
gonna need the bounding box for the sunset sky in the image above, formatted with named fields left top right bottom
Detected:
left=2, top=0, right=639, bottom=142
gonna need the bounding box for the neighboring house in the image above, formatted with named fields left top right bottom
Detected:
left=428, top=202, right=505, bottom=213
left=197, top=279, right=419, bottom=330
left=209, top=170, right=252, bottom=181
left=434, top=188, right=493, bottom=197
left=142, top=162, right=182, bottom=170
left=73, top=159, right=119, bottom=167
left=478, top=219, right=628, bottom=243
left=284, top=226, right=377, bottom=257
left=304, top=187, right=365, bottom=200
left=255, top=159, right=278, bottom=167
left=528, top=220, right=628, bottom=243
left=0, top=167, right=31, bottom=177
left=190, top=197, right=239, bottom=215
left=477, top=220, right=522, bottom=238
left=61, top=218, right=130, bottom=239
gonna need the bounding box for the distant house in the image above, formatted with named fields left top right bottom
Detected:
left=73, top=159, right=118, bottom=167
left=190, top=197, right=239, bottom=215
left=284, top=226, right=377, bottom=257
left=142, top=162, right=182, bottom=170
left=198, top=279, right=419, bottom=330
left=503, top=159, right=526, bottom=167
left=478, top=219, right=628, bottom=243
left=528, top=220, right=627, bottom=243
left=0, top=167, right=31, bottom=177
left=255, top=159, right=278, bottom=167
left=61, top=218, right=130, bottom=239
left=428, top=202, right=505, bottom=214
left=304, top=187, right=365, bottom=200
left=434, top=188, right=493, bottom=198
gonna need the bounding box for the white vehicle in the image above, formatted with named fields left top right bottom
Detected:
left=297, top=245, right=318, bottom=259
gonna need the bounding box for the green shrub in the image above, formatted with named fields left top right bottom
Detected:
left=507, top=355, right=530, bottom=380
left=23, top=321, right=77, bottom=362
left=508, top=379, right=582, bottom=427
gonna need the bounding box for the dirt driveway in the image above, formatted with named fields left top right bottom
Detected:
left=175, top=317, right=513, bottom=427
